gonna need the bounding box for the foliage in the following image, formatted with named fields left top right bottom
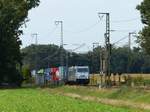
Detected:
left=111, top=46, right=129, bottom=73
left=0, top=0, right=40, bottom=85
left=137, top=0, right=150, bottom=55
left=132, top=76, right=144, bottom=86
left=22, top=44, right=90, bottom=70
left=22, top=65, right=32, bottom=83
left=22, top=44, right=64, bottom=69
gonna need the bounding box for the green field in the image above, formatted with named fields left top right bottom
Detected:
left=49, top=86, right=150, bottom=104
left=0, top=88, right=146, bottom=112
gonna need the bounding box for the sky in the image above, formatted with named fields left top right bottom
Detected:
left=21, top=0, right=143, bottom=52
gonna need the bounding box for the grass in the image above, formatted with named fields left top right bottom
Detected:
left=0, top=88, right=146, bottom=112
left=49, top=85, right=150, bottom=104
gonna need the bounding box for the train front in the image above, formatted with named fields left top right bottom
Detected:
left=76, top=66, right=90, bottom=84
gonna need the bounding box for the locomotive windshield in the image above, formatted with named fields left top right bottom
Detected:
left=77, top=68, right=89, bottom=72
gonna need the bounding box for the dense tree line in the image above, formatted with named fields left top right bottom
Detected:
left=22, top=44, right=89, bottom=70
left=137, top=0, right=150, bottom=55
left=0, top=0, right=40, bottom=86
left=22, top=44, right=150, bottom=74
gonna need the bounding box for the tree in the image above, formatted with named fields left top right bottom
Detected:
left=22, top=44, right=61, bottom=69
left=111, top=46, right=129, bottom=73
left=22, top=44, right=90, bottom=70
left=22, top=65, right=32, bottom=83
left=0, top=0, right=40, bottom=86
left=137, top=0, right=150, bottom=55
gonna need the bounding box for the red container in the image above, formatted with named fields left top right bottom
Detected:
left=51, top=68, right=59, bottom=81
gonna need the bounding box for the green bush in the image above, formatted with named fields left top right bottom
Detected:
left=22, top=65, right=32, bottom=84
left=133, top=76, right=144, bottom=86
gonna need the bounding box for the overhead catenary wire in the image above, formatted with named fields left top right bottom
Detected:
left=112, top=35, right=129, bottom=45
left=22, top=25, right=58, bottom=40
left=21, top=17, right=141, bottom=49
left=111, top=18, right=140, bottom=23
left=111, top=29, right=139, bottom=33
left=22, top=25, right=59, bottom=46
left=48, top=25, right=59, bottom=37
left=112, top=34, right=137, bottom=46
left=63, top=17, right=140, bottom=35
left=43, top=49, right=60, bottom=61
left=64, top=21, right=100, bottom=34
left=23, top=18, right=140, bottom=37
left=98, top=15, right=140, bottom=23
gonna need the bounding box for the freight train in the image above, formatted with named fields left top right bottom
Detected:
left=32, top=66, right=90, bottom=85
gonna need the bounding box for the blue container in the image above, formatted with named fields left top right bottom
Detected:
left=44, top=68, right=51, bottom=81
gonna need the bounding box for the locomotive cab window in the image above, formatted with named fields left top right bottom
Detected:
left=77, top=68, right=89, bottom=72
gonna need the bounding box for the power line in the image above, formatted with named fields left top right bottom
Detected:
left=71, top=43, right=86, bottom=52
left=111, top=18, right=140, bottom=23
left=63, top=17, right=140, bottom=34
left=112, top=33, right=137, bottom=46
left=112, top=35, right=129, bottom=45
left=43, top=50, right=60, bottom=61
left=49, top=26, right=58, bottom=36
left=98, top=16, right=140, bottom=23
left=64, top=21, right=100, bottom=34
left=111, top=29, right=139, bottom=33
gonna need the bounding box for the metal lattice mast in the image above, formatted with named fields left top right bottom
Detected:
left=31, top=33, right=38, bottom=71
left=98, top=13, right=111, bottom=87
left=55, top=21, right=64, bottom=67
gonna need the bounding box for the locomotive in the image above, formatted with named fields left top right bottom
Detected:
left=66, top=66, right=90, bottom=84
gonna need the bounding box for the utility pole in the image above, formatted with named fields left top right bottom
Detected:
left=100, top=47, right=105, bottom=88
left=98, top=12, right=111, bottom=87
left=55, top=21, right=64, bottom=67
left=128, top=32, right=136, bottom=51
left=31, top=33, right=38, bottom=45
left=31, top=33, right=38, bottom=72
left=127, top=32, right=136, bottom=74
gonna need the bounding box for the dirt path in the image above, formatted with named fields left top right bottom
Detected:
left=57, top=92, right=150, bottom=111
